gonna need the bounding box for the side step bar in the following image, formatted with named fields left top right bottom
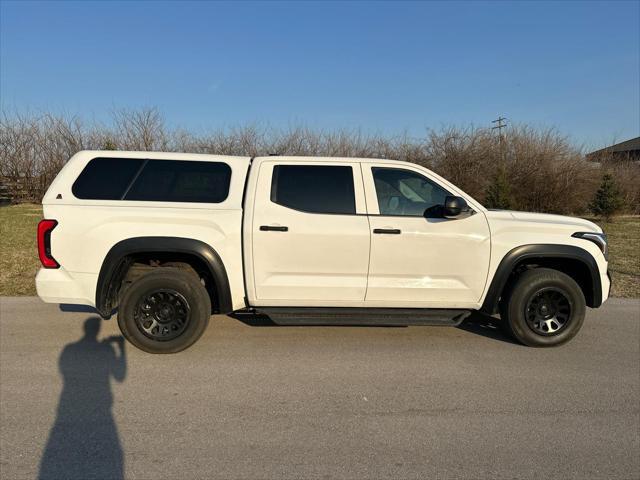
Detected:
left=254, top=307, right=472, bottom=326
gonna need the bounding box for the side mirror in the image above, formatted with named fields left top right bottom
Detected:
left=443, top=195, right=469, bottom=219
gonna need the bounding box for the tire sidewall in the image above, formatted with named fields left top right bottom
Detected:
left=118, top=269, right=211, bottom=354
left=506, top=269, right=586, bottom=347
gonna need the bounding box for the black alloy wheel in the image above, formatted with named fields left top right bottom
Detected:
left=134, top=289, right=191, bottom=341
left=524, top=288, right=572, bottom=336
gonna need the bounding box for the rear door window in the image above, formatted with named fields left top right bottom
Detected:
left=270, top=165, right=356, bottom=215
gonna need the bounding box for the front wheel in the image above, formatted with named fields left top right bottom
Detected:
left=118, top=268, right=211, bottom=353
left=501, top=268, right=586, bottom=347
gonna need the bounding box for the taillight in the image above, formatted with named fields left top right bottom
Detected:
left=37, top=219, right=59, bottom=268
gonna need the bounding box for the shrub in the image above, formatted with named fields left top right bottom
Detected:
left=1, top=108, right=638, bottom=217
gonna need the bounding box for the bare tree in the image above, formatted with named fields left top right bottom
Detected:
left=1, top=108, right=637, bottom=216
left=111, top=107, right=167, bottom=151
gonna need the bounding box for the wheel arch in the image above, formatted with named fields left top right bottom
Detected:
left=481, top=244, right=602, bottom=314
left=95, top=237, right=232, bottom=318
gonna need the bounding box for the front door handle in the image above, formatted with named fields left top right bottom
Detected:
left=260, top=225, right=289, bottom=232
left=373, top=228, right=401, bottom=234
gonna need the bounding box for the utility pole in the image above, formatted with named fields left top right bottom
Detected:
left=491, top=116, right=508, bottom=145
left=492, top=116, right=508, bottom=163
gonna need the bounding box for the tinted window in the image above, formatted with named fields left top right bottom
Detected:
left=372, top=167, right=450, bottom=216
left=125, top=160, right=232, bottom=203
left=72, top=157, right=144, bottom=200
left=271, top=165, right=356, bottom=215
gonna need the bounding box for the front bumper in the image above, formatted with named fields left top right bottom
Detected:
left=600, top=269, right=612, bottom=305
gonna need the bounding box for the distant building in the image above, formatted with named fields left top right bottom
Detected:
left=587, top=137, right=640, bottom=163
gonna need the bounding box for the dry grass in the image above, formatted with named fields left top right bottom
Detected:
left=591, top=217, right=640, bottom=298
left=0, top=205, right=638, bottom=298
left=0, top=204, right=42, bottom=296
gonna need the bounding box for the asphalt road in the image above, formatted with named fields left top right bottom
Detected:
left=1, top=297, right=638, bottom=480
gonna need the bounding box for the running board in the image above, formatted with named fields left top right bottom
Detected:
left=254, top=307, right=472, bottom=326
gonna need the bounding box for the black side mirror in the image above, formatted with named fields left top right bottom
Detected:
left=443, top=195, right=469, bottom=219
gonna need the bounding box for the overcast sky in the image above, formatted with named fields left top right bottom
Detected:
left=1, top=1, right=638, bottom=150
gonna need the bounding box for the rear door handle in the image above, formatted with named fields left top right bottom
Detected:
left=373, top=228, right=401, bottom=234
left=260, top=225, right=289, bottom=232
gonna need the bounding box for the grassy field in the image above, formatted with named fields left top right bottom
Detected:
left=1, top=204, right=43, bottom=296
left=0, top=204, right=638, bottom=297
left=596, top=217, right=640, bottom=298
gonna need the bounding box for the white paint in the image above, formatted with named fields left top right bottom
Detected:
left=36, top=151, right=610, bottom=313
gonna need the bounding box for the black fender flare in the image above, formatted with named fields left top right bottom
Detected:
left=480, top=244, right=602, bottom=314
left=95, top=237, right=232, bottom=318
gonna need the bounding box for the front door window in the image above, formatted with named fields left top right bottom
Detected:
left=372, top=167, right=450, bottom=216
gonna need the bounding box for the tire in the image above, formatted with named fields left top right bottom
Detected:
left=117, top=268, right=211, bottom=354
left=501, top=268, right=586, bottom=347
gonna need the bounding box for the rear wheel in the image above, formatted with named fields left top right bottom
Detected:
left=501, top=268, right=585, bottom=347
left=118, top=268, right=211, bottom=353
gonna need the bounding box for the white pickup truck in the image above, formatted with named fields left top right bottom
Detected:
left=36, top=151, right=610, bottom=353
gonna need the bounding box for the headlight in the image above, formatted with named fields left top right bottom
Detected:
left=572, top=232, right=608, bottom=259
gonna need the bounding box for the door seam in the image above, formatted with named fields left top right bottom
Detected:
left=359, top=163, right=373, bottom=302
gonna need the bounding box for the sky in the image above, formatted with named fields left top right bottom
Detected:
left=1, top=1, right=638, bottom=150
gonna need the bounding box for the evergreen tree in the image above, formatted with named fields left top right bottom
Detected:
left=484, top=166, right=514, bottom=210
left=589, top=173, right=623, bottom=221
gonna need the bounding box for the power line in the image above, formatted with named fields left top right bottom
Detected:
left=491, top=116, right=508, bottom=140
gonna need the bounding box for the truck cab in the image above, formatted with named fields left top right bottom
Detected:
left=36, top=151, right=611, bottom=353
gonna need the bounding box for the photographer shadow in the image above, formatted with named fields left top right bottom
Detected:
left=39, top=317, right=127, bottom=480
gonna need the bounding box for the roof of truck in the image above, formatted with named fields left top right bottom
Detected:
left=74, top=150, right=251, bottom=161
left=253, top=155, right=403, bottom=164
left=72, top=150, right=405, bottom=164
left=44, top=150, right=483, bottom=212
